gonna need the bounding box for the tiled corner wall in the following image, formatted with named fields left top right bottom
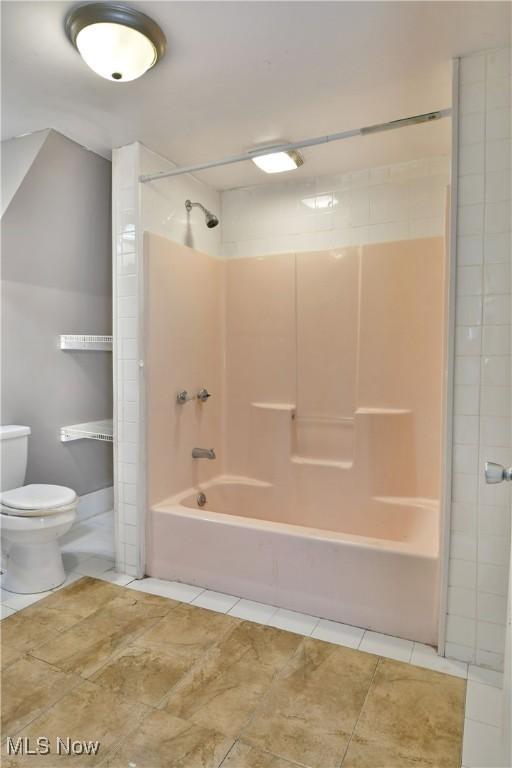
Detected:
left=446, top=46, right=511, bottom=670
left=112, top=143, right=220, bottom=576
left=112, top=143, right=141, bottom=577
left=221, top=155, right=450, bottom=258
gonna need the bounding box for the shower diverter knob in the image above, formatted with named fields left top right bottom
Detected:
left=197, top=388, right=212, bottom=402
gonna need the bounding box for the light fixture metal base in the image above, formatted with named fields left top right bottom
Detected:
left=65, top=3, right=166, bottom=64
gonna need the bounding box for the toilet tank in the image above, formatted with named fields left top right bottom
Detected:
left=0, top=425, right=31, bottom=491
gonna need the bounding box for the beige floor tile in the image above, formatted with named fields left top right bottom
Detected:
left=16, top=578, right=131, bottom=633
left=100, top=708, right=233, bottom=768
left=223, top=741, right=300, bottom=767
left=341, top=738, right=435, bottom=767
left=342, top=658, right=465, bottom=767
left=134, top=602, right=240, bottom=663
left=1, top=680, right=148, bottom=766
left=91, top=642, right=193, bottom=707
left=216, top=620, right=302, bottom=673
left=243, top=638, right=378, bottom=768
left=1, top=613, right=60, bottom=670
left=163, top=647, right=276, bottom=738
left=1, top=655, right=81, bottom=737
left=1, top=579, right=467, bottom=768
left=30, top=594, right=173, bottom=678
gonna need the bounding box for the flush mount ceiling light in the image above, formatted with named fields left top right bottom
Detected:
left=65, top=3, right=166, bottom=82
left=250, top=147, right=304, bottom=174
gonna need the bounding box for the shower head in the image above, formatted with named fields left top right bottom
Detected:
left=204, top=210, right=219, bottom=229
left=185, top=199, right=219, bottom=229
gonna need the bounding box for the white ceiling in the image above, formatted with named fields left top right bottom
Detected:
left=2, top=1, right=510, bottom=189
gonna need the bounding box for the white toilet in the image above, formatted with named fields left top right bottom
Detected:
left=0, top=425, right=78, bottom=594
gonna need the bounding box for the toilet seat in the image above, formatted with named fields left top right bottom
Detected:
left=0, top=484, right=77, bottom=516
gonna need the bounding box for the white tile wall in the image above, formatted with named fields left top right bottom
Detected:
left=112, top=143, right=220, bottom=576
left=112, top=143, right=139, bottom=576
left=447, top=46, right=511, bottom=671
left=221, top=156, right=450, bottom=258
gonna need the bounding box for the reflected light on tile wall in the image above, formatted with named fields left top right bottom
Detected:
left=302, top=193, right=339, bottom=210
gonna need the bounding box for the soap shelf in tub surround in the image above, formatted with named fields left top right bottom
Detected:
left=60, top=419, right=113, bottom=443
left=252, top=402, right=296, bottom=417
left=60, top=334, right=112, bottom=351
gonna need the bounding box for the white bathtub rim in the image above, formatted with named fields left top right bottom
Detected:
left=151, top=496, right=439, bottom=560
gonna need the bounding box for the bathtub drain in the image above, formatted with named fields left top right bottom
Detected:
left=197, top=492, right=207, bottom=507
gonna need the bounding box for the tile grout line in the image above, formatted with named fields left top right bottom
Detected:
left=136, top=580, right=481, bottom=679
left=10, top=575, right=501, bottom=683
left=215, top=738, right=240, bottom=768
left=151, top=610, right=247, bottom=713
left=222, top=738, right=311, bottom=768
left=3, top=658, right=87, bottom=743
left=28, top=580, right=180, bottom=679
left=338, top=655, right=382, bottom=767
left=235, top=634, right=310, bottom=749
left=4, top=576, right=472, bottom=767
left=3, top=583, right=186, bottom=755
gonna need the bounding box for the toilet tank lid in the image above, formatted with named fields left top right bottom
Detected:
left=0, top=425, right=31, bottom=440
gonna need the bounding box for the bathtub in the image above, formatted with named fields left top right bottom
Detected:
left=147, top=475, right=439, bottom=644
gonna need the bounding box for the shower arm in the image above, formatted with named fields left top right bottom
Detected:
left=185, top=200, right=207, bottom=215
left=140, top=109, right=452, bottom=183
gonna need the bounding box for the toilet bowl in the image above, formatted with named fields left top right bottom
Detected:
left=0, top=426, right=79, bottom=594
left=1, top=484, right=78, bottom=593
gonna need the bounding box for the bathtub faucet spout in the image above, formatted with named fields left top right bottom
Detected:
left=192, top=447, right=216, bottom=460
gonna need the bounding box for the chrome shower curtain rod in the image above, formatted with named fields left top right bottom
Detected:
left=139, top=108, right=452, bottom=183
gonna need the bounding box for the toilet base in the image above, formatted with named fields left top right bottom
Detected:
left=3, top=540, right=66, bottom=593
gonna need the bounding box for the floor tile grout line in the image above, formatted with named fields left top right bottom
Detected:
left=236, top=634, right=310, bottom=748
left=83, top=687, right=158, bottom=767
left=222, top=738, right=311, bottom=768
left=466, top=674, right=504, bottom=690
left=126, top=579, right=501, bottom=683
left=338, top=655, right=382, bottom=767
left=3, top=658, right=86, bottom=743
left=136, top=582, right=477, bottom=678
left=464, top=713, right=503, bottom=729
left=5, top=577, right=472, bottom=768
left=27, top=581, right=180, bottom=681
left=190, top=590, right=241, bottom=613
left=15, top=593, right=185, bottom=734
left=151, top=616, right=252, bottom=712
left=10, top=569, right=500, bottom=685
left=217, top=739, right=239, bottom=768
left=151, top=610, right=247, bottom=713
left=186, top=587, right=207, bottom=602
left=215, top=737, right=240, bottom=768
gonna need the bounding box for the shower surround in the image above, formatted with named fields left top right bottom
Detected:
left=145, top=233, right=445, bottom=644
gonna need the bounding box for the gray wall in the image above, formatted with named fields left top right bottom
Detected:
left=1, top=130, right=113, bottom=496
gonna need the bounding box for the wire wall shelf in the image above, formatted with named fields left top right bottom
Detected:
left=60, top=419, right=113, bottom=443
left=60, top=335, right=113, bottom=351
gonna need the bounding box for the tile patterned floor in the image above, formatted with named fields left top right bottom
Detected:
left=0, top=512, right=505, bottom=767
left=1, top=576, right=467, bottom=768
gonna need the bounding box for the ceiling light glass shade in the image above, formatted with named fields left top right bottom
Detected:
left=251, top=149, right=304, bottom=174
left=76, top=23, right=156, bottom=81
left=65, top=3, right=166, bottom=83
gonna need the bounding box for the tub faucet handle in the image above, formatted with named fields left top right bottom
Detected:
left=177, top=390, right=193, bottom=405
left=197, top=388, right=212, bottom=402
